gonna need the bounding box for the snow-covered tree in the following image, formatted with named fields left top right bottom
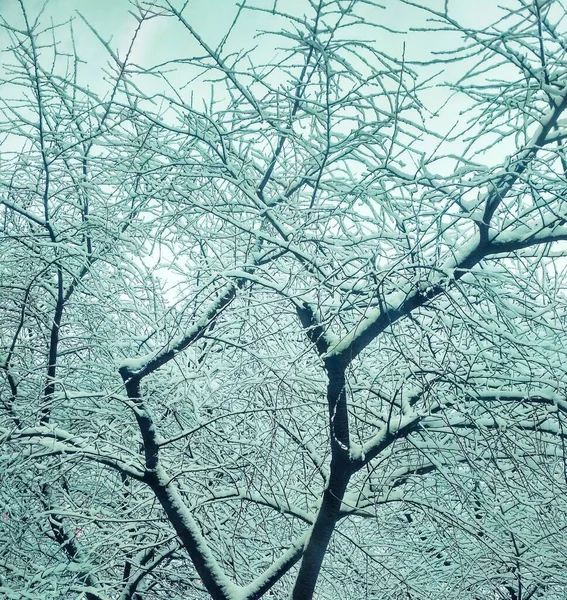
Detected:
left=3, top=1, right=567, bottom=598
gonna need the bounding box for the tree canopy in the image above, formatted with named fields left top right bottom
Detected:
left=2, top=1, right=567, bottom=599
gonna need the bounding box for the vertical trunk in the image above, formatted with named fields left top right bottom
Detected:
left=290, top=356, right=352, bottom=600
left=40, top=268, right=64, bottom=425
left=291, top=459, right=351, bottom=600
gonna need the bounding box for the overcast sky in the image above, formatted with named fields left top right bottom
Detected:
left=0, top=0, right=550, bottom=281
left=1, top=0, right=494, bottom=78
left=0, top=0, right=521, bottom=173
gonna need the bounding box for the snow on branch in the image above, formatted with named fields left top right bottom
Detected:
left=118, top=283, right=237, bottom=380
left=1, top=426, right=145, bottom=479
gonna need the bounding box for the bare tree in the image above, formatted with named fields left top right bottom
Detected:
left=3, top=1, right=567, bottom=599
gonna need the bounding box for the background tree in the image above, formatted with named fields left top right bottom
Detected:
left=3, top=0, right=567, bottom=599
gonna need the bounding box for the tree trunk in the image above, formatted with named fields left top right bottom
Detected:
left=291, top=461, right=350, bottom=600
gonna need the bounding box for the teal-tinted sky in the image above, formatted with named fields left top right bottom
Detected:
left=0, top=0, right=523, bottom=169
left=1, top=0, right=492, bottom=78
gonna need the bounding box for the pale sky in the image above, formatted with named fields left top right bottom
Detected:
left=1, top=0, right=493, bottom=82
left=0, top=0, right=524, bottom=173
left=0, top=0, right=553, bottom=290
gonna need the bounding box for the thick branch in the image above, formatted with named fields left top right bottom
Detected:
left=118, top=284, right=236, bottom=381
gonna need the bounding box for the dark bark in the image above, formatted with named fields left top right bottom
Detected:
left=45, top=510, right=104, bottom=600
left=291, top=461, right=351, bottom=600
left=292, top=358, right=352, bottom=600
left=40, top=268, right=64, bottom=425
left=144, top=476, right=230, bottom=600
left=121, top=370, right=231, bottom=600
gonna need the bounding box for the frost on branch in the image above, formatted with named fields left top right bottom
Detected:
left=3, top=1, right=567, bottom=599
